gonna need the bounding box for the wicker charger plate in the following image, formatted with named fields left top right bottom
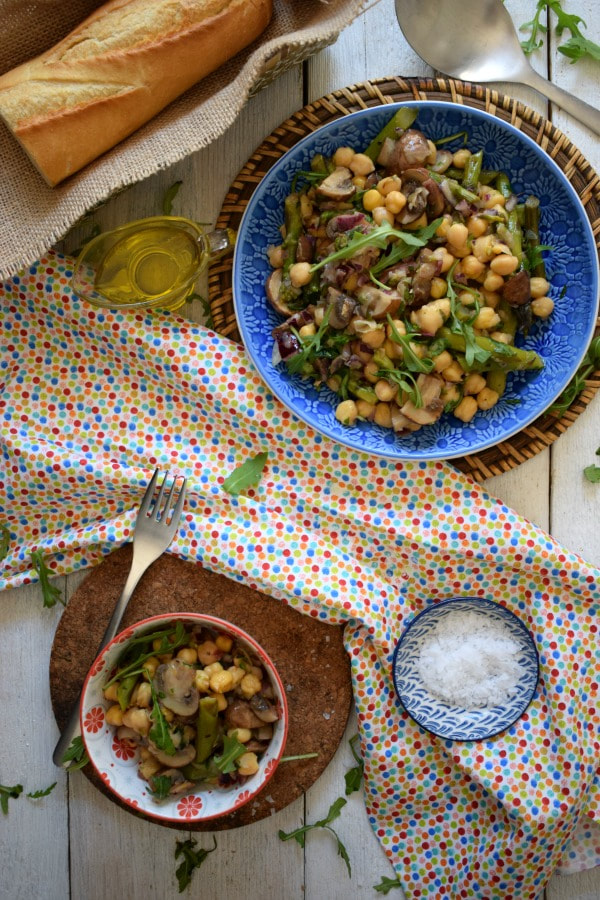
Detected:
left=208, top=76, right=600, bottom=483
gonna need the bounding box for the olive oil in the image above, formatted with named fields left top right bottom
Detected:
left=94, top=222, right=202, bottom=306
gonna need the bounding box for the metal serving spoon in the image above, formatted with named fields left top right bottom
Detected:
left=395, top=0, right=600, bottom=136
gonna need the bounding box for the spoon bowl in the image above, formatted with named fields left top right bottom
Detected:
left=395, top=0, right=600, bottom=135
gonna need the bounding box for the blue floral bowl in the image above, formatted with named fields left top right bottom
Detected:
left=232, top=102, right=599, bottom=461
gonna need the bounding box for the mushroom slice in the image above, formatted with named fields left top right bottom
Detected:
left=225, top=698, right=265, bottom=731
left=147, top=740, right=197, bottom=768
left=400, top=374, right=445, bottom=425
left=266, top=268, right=297, bottom=317
left=153, top=659, right=199, bottom=717
left=316, top=166, right=356, bottom=201
left=358, top=285, right=402, bottom=321
left=249, top=694, right=280, bottom=724
left=385, top=129, right=431, bottom=174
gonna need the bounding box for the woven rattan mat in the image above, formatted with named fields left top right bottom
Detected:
left=207, top=76, right=600, bottom=483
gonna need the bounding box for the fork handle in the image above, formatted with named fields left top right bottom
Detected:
left=522, top=64, right=600, bottom=138
left=52, top=562, right=145, bottom=767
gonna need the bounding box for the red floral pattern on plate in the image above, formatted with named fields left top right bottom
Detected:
left=177, top=795, right=203, bottom=818
left=112, top=737, right=137, bottom=761
left=89, top=656, right=105, bottom=676
left=84, top=706, right=104, bottom=733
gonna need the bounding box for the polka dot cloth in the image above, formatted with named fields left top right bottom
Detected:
left=1, top=254, right=599, bottom=898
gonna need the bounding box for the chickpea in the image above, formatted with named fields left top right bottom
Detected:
left=352, top=175, right=367, bottom=190
left=342, top=270, right=359, bottom=293
left=327, top=375, right=341, bottom=392
left=105, top=705, right=124, bottom=726
left=356, top=399, right=376, bottom=420
left=122, top=707, right=151, bottom=736
left=363, top=360, right=380, bottom=383
left=228, top=665, right=246, bottom=686
left=333, top=146, right=355, bottom=167
left=384, top=337, right=403, bottom=360
left=103, top=682, right=120, bottom=702
left=240, top=673, right=262, bottom=699
left=375, top=379, right=397, bottom=402
left=442, top=360, right=465, bottom=383
left=467, top=216, right=488, bottom=237
left=441, top=383, right=461, bottom=406
left=349, top=153, right=375, bottom=176
left=289, top=261, right=312, bottom=288
left=373, top=402, right=392, bottom=428
left=481, top=290, right=501, bottom=308
left=335, top=399, right=358, bottom=425
left=360, top=326, right=386, bottom=349
left=377, top=175, right=401, bottom=196
left=363, top=189, right=384, bottom=212
left=298, top=323, right=316, bottom=338
left=195, top=669, right=210, bottom=692
left=139, top=752, right=162, bottom=780
left=131, top=681, right=152, bottom=708
left=489, top=331, right=513, bottom=344
left=204, top=661, right=223, bottom=676
left=430, top=277, right=447, bottom=300
left=313, top=306, right=326, bottom=326
left=530, top=277, right=550, bottom=299
left=531, top=296, right=554, bottom=318
left=453, top=395, right=478, bottom=423
left=461, top=255, right=485, bottom=279
left=267, top=244, right=284, bottom=268
left=211, top=692, right=228, bottom=712
left=472, top=235, right=497, bottom=263
left=447, top=222, right=469, bottom=250
left=431, top=246, right=455, bottom=273
left=457, top=289, right=477, bottom=307
left=210, top=669, right=234, bottom=693
left=372, top=206, right=394, bottom=226
left=228, top=727, right=252, bottom=743
left=435, top=215, right=452, bottom=240
left=177, top=647, right=197, bottom=665
left=480, top=190, right=506, bottom=209
left=142, top=657, right=160, bottom=680
left=237, top=751, right=260, bottom=776
left=482, top=271, right=504, bottom=293
left=473, top=306, right=501, bottom=331
left=477, top=387, right=500, bottom=410
left=463, top=373, right=487, bottom=395
left=161, top=706, right=175, bottom=723
left=197, top=640, right=220, bottom=666
left=387, top=319, right=406, bottom=338
left=490, top=254, right=519, bottom=276
left=403, top=212, right=428, bottom=231
left=426, top=140, right=438, bottom=166
left=384, top=190, right=406, bottom=215
left=433, top=350, right=453, bottom=372
left=452, top=148, right=471, bottom=168
left=412, top=301, right=446, bottom=336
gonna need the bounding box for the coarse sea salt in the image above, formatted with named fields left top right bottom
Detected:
left=416, top=609, right=525, bottom=710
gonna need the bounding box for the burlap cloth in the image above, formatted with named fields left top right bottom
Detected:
left=0, top=0, right=364, bottom=280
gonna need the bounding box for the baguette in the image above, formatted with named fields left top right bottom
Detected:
left=0, top=0, right=273, bottom=186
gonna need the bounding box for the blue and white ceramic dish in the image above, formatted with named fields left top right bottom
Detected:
left=392, top=597, right=539, bottom=741
left=232, top=102, right=599, bottom=461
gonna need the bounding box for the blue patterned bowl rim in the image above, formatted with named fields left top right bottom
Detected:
left=232, top=101, right=599, bottom=461
left=391, top=596, right=540, bottom=741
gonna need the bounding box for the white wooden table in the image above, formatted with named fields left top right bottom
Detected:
left=1, top=2, right=599, bottom=898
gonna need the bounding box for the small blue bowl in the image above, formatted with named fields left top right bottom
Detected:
left=232, top=102, right=599, bottom=461
left=392, top=597, right=540, bottom=741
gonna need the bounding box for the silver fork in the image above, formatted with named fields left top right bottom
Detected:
left=53, top=468, right=188, bottom=767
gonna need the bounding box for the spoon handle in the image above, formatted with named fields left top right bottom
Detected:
left=522, top=65, right=600, bottom=137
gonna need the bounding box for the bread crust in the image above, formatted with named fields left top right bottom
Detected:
left=0, top=0, right=273, bottom=185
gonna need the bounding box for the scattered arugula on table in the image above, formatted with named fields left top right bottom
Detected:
left=279, top=752, right=319, bottom=763
left=0, top=525, right=10, bottom=561
left=344, top=734, right=365, bottom=796
left=374, top=875, right=405, bottom=894
left=548, top=335, right=600, bottom=415
left=174, top=836, right=217, bottom=892
left=222, top=451, right=268, bottom=495
left=187, top=291, right=214, bottom=328
left=31, top=550, right=65, bottom=609
left=0, top=783, right=23, bottom=814
left=162, top=180, right=183, bottom=216
left=61, top=736, right=90, bottom=771
left=584, top=447, right=600, bottom=483
left=27, top=783, right=57, bottom=799
left=279, top=797, right=351, bottom=877
left=520, top=1, right=600, bottom=63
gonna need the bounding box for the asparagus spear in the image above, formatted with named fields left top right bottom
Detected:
left=523, top=195, right=547, bottom=278
left=279, top=193, right=303, bottom=303
left=462, top=149, right=483, bottom=193
left=439, top=328, right=543, bottom=371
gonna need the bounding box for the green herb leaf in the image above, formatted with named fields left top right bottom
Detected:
left=222, top=451, right=268, bottom=495
left=149, top=774, right=174, bottom=801
left=374, top=875, right=405, bottom=894
left=0, top=783, right=23, bottom=814
left=344, top=734, right=364, bottom=795
left=61, top=736, right=90, bottom=771
left=549, top=335, right=600, bottom=415
left=558, top=33, right=600, bottom=62
left=31, top=550, right=65, bottom=608
left=149, top=684, right=177, bottom=755
left=0, top=525, right=10, bottom=561
left=104, top=622, right=188, bottom=690
left=584, top=464, right=600, bottom=483
left=174, top=836, right=217, bottom=893
left=370, top=218, right=444, bottom=276
left=187, top=291, right=214, bottom=328
left=27, top=783, right=57, bottom=799
left=213, top=733, right=247, bottom=774
left=279, top=797, right=351, bottom=876
left=162, top=181, right=183, bottom=215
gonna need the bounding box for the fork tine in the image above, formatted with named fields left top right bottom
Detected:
left=152, top=470, right=170, bottom=519
left=169, top=478, right=188, bottom=527
left=138, top=468, right=161, bottom=516
left=160, top=476, right=181, bottom=523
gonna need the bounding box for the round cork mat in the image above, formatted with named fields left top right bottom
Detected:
left=208, top=76, right=600, bottom=483
left=50, top=546, right=352, bottom=831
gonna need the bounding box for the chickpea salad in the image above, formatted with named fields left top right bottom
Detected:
left=102, top=621, right=281, bottom=802
left=266, top=108, right=553, bottom=434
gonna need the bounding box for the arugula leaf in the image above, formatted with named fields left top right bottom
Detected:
left=374, top=875, right=404, bottom=894
left=279, top=752, right=319, bottom=763
left=174, top=836, right=217, bottom=893
left=584, top=464, right=600, bottom=483
left=0, top=783, right=23, bottom=814
left=213, top=733, right=247, bottom=774
left=549, top=335, right=600, bottom=415
left=520, top=3, right=547, bottom=55
left=445, top=265, right=491, bottom=369
left=313, top=219, right=442, bottom=275
left=559, top=33, right=600, bottom=62
left=279, top=797, right=351, bottom=876
left=149, top=683, right=177, bottom=755
left=31, top=550, right=65, bottom=609
left=61, top=736, right=90, bottom=771
left=149, top=774, right=174, bottom=801
left=386, top=318, right=435, bottom=375
left=104, top=622, right=188, bottom=689
left=186, top=291, right=214, bottom=328
left=162, top=180, right=182, bottom=215
left=344, top=734, right=364, bottom=795
left=222, top=451, right=268, bottom=495
left=27, top=783, right=57, bottom=799
left=0, top=525, right=9, bottom=561
left=520, top=1, right=600, bottom=63
left=370, top=218, right=443, bottom=276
